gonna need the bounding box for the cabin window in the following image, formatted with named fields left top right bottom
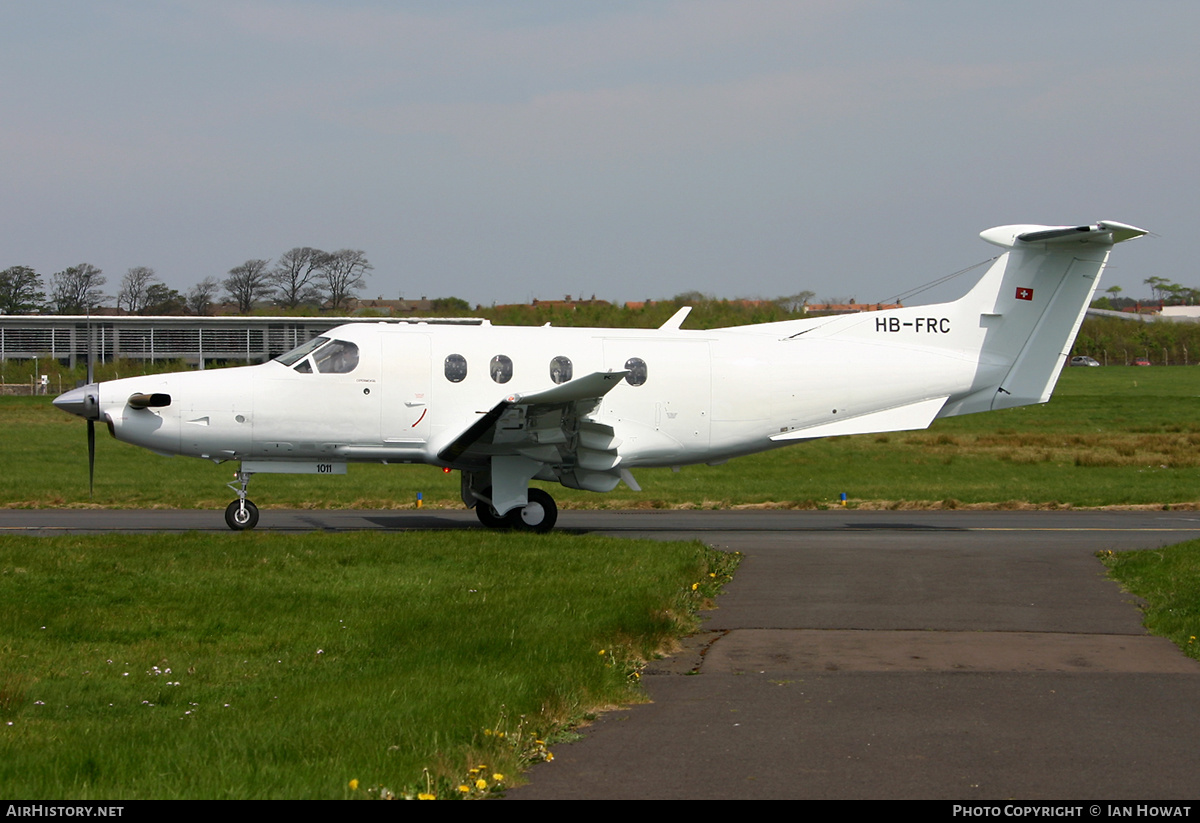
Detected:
left=444, top=353, right=468, bottom=383
left=293, top=360, right=312, bottom=374
left=549, top=356, right=573, bottom=385
left=490, top=354, right=513, bottom=384
left=313, top=340, right=359, bottom=374
left=624, top=357, right=647, bottom=386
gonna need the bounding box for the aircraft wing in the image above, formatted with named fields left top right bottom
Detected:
left=437, top=371, right=631, bottom=491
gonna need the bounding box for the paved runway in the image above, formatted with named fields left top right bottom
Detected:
left=6, top=508, right=1200, bottom=799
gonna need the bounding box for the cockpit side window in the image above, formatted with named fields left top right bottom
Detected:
left=276, top=336, right=329, bottom=366
left=313, top=340, right=360, bottom=374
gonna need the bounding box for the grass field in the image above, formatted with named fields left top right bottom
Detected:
left=1101, top=540, right=1200, bottom=664
left=5, top=366, right=1199, bottom=511
left=0, top=531, right=736, bottom=799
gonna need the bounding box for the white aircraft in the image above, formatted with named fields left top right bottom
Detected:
left=54, top=221, right=1146, bottom=531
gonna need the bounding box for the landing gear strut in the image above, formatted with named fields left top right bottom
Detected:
left=225, top=471, right=259, bottom=531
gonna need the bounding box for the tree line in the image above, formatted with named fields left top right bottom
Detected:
left=0, top=248, right=372, bottom=316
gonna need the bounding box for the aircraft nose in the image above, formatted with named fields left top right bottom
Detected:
left=53, top=384, right=100, bottom=421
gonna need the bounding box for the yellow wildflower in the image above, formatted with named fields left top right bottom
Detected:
left=348, top=779, right=359, bottom=791
left=475, top=778, right=488, bottom=790
left=493, top=773, right=504, bottom=782
left=458, top=785, right=470, bottom=794
left=418, top=792, right=435, bottom=800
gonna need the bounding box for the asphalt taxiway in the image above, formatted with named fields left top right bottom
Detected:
left=5, top=508, right=1200, bottom=799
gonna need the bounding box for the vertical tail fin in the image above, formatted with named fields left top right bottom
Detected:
left=940, top=221, right=1146, bottom=417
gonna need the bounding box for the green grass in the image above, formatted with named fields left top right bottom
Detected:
left=0, top=530, right=736, bottom=799
left=7, top=366, right=1198, bottom=511
left=1100, top=541, right=1200, bottom=662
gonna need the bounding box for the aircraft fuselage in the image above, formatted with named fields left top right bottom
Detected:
left=84, top=317, right=982, bottom=469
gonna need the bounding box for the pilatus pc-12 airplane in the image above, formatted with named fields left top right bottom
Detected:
left=54, top=221, right=1146, bottom=531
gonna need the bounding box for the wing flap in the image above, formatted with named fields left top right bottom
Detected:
left=436, top=371, right=629, bottom=468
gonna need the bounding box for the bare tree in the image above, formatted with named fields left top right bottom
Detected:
left=0, top=266, right=46, bottom=314
left=224, top=260, right=273, bottom=314
left=49, top=263, right=106, bottom=314
left=187, top=277, right=220, bottom=316
left=317, top=249, right=373, bottom=313
left=775, top=291, right=815, bottom=312
left=117, top=266, right=159, bottom=314
left=270, top=247, right=324, bottom=309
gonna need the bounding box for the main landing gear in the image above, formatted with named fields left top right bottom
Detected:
left=225, top=471, right=259, bottom=531
left=474, top=487, right=558, bottom=533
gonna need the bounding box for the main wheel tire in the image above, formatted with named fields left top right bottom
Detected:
left=474, top=488, right=510, bottom=529
left=225, top=499, right=260, bottom=531
left=513, top=488, right=558, bottom=533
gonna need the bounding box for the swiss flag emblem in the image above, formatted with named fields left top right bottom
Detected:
left=1016, top=287, right=1034, bottom=301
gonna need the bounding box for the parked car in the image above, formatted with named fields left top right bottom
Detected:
left=1069, top=356, right=1101, bottom=367
left=1133, top=357, right=1152, bottom=366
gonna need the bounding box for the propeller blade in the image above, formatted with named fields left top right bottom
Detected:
left=86, top=311, right=95, bottom=499
left=87, top=418, right=95, bottom=500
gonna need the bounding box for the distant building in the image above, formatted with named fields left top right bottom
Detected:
left=0, top=315, right=483, bottom=369
left=804, top=302, right=902, bottom=314
left=495, top=295, right=612, bottom=311
left=1160, top=306, right=1200, bottom=320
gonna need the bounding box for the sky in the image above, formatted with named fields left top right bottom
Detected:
left=1, top=1, right=1196, bottom=309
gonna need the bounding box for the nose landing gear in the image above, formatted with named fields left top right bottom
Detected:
left=225, top=471, right=259, bottom=530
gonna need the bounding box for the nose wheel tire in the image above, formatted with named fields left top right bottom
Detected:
left=225, top=499, right=260, bottom=531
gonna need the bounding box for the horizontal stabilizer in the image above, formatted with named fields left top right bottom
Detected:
left=770, top=396, right=948, bottom=441
left=981, top=221, right=1147, bottom=249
